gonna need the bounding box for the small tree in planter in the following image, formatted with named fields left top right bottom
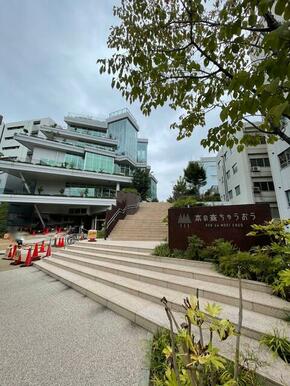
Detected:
left=84, top=188, right=89, bottom=197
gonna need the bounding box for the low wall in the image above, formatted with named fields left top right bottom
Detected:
left=168, top=203, right=271, bottom=251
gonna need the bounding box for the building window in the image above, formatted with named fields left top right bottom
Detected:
left=278, top=147, right=290, bottom=169
left=226, top=170, right=230, bottom=180
left=228, top=190, right=233, bottom=199
left=254, top=181, right=275, bottom=192
left=232, top=163, right=238, bottom=174
left=217, top=160, right=221, bottom=169
left=4, top=136, right=14, bottom=140
left=33, top=120, right=41, bottom=125
left=250, top=158, right=270, bottom=167
left=286, top=190, right=290, bottom=206
left=235, top=185, right=241, bottom=196
left=2, top=146, right=20, bottom=150
left=259, top=136, right=266, bottom=144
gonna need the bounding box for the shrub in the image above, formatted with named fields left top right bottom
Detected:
left=172, top=195, right=199, bottom=208
left=247, top=219, right=290, bottom=246
left=202, top=239, right=236, bottom=263
left=260, top=329, right=290, bottom=363
left=218, top=251, right=286, bottom=284
left=272, top=269, right=290, bottom=301
left=184, top=235, right=205, bottom=260
left=153, top=243, right=171, bottom=257
left=97, top=229, right=105, bottom=238
left=150, top=296, right=260, bottom=386
left=150, top=329, right=171, bottom=383
left=122, top=187, right=138, bottom=194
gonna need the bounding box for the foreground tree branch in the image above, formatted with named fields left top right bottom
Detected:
left=98, top=0, right=290, bottom=151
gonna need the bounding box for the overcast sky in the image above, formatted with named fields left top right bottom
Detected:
left=0, top=0, right=216, bottom=200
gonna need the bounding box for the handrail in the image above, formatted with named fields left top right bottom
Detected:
left=104, top=192, right=140, bottom=238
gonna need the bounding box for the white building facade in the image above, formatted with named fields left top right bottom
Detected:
left=0, top=109, right=157, bottom=229
left=267, top=122, right=290, bottom=219
left=217, top=125, right=279, bottom=218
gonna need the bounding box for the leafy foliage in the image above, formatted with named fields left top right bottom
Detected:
left=153, top=243, right=172, bottom=257
left=150, top=295, right=260, bottom=385
left=121, top=187, right=139, bottom=195
left=218, top=251, right=287, bottom=284
left=202, top=239, right=237, bottom=263
left=170, top=176, right=188, bottom=201
left=272, top=269, right=290, bottom=301
left=184, top=161, right=207, bottom=195
left=260, top=329, right=290, bottom=363
left=247, top=219, right=290, bottom=245
left=172, top=196, right=199, bottom=208
left=184, top=235, right=205, bottom=260
left=131, top=168, right=150, bottom=200
left=98, top=0, right=290, bottom=150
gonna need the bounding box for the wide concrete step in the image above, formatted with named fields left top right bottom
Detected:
left=43, top=257, right=289, bottom=341
left=65, top=246, right=271, bottom=293
left=51, top=252, right=289, bottom=319
left=34, top=260, right=289, bottom=386
left=77, top=243, right=154, bottom=254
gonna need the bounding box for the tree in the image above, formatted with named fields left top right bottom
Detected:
left=184, top=161, right=206, bottom=195
left=171, top=176, right=188, bottom=201
left=132, top=168, right=151, bottom=200
left=98, top=1, right=290, bottom=151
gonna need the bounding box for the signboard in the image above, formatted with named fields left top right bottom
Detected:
left=168, top=204, right=271, bottom=251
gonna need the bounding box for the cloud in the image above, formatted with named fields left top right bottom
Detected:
left=0, top=0, right=214, bottom=200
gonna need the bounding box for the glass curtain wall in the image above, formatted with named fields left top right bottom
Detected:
left=137, top=142, right=147, bottom=163
left=84, top=152, right=114, bottom=174
left=108, top=118, right=137, bottom=161
left=64, top=153, right=84, bottom=169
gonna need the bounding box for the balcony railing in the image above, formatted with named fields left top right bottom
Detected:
left=0, top=188, right=116, bottom=200
left=0, top=157, right=134, bottom=177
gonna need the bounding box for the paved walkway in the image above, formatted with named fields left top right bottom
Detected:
left=0, top=268, right=151, bottom=386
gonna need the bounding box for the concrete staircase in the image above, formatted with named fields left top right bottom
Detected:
left=34, top=241, right=290, bottom=386
left=109, top=202, right=170, bottom=241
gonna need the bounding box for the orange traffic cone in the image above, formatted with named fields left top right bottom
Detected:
left=45, top=244, right=52, bottom=257
left=11, top=244, right=17, bottom=259
left=61, top=237, right=65, bottom=247
left=6, top=245, right=13, bottom=260
left=32, top=243, right=40, bottom=260
left=11, top=246, right=22, bottom=265
left=24, top=247, right=33, bottom=266
left=40, top=240, right=45, bottom=253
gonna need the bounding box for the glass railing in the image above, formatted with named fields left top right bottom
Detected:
left=0, top=187, right=116, bottom=199
left=0, top=157, right=134, bottom=178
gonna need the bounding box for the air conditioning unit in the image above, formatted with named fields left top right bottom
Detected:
left=251, top=166, right=261, bottom=172
left=254, top=186, right=261, bottom=193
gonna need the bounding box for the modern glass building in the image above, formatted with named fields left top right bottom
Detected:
left=0, top=108, right=157, bottom=229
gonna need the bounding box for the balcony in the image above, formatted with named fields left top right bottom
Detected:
left=0, top=158, right=133, bottom=184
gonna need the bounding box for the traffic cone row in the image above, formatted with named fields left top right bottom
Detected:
left=56, top=237, right=65, bottom=248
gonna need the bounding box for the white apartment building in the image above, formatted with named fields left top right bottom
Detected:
left=267, top=121, right=290, bottom=219
left=217, top=124, right=279, bottom=218
left=0, top=109, right=157, bottom=230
